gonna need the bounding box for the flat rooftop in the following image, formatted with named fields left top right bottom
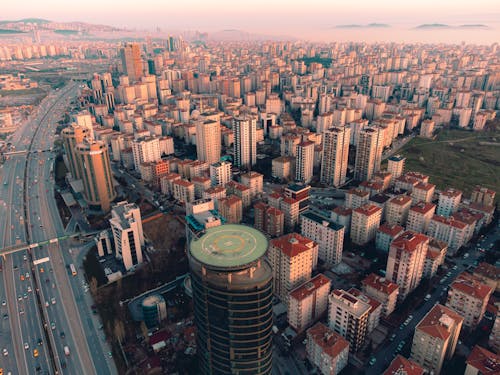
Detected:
left=190, top=224, right=268, bottom=269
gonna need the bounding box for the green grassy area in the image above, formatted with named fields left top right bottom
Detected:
left=0, top=29, right=26, bottom=34
left=0, top=87, right=46, bottom=97
left=398, top=128, right=500, bottom=203
left=54, top=29, right=78, bottom=35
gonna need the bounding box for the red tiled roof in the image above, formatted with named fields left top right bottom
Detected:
left=417, top=304, right=463, bottom=340
left=270, top=233, right=317, bottom=258
left=290, top=274, right=331, bottom=301
left=431, top=215, right=467, bottom=229
left=451, top=272, right=493, bottom=300
left=347, top=188, right=370, bottom=198
left=307, top=322, right=349, bottom=359
left=474, top=262, right=500, bottom=281
left=410, top=202, right=436, bottom=214
left=353, top=204, right=382, bottom=217
left=466, top=345, right=500, bottom=375
left=378, top=223, right=404, bottom=237
left=414, top=182, right=435, bottom=191
left=332, top=206, right=352, bottom=216
left=173, top=179, right=194, bottom=188
left=348, top=288, right=381, bottom=313
left=389, top=195, right=412, bottom=206
left=440, top=188, right=462, bottom=198
left=391, top=231, right=428, bottom=252
left=362, top=273, right=399, bottom=295
left=383, top=355, right=424, bottom=375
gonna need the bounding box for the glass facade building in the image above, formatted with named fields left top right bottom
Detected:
left=189, top=224, right=273, bottom=374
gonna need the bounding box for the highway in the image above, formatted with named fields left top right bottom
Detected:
left=1, top=82, right=115, bottom=375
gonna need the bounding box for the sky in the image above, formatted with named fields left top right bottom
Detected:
left=3, top=0, right=500, bottom=42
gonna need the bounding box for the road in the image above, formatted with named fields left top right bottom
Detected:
left=1, top=82, right=116, bottom=375
left=366, top=224, right=499, bottom=374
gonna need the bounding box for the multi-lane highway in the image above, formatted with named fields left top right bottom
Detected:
left=1, top=82, right=115, bottom=375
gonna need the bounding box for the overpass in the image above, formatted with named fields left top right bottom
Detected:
left=0, top=230, right=101, bottom=256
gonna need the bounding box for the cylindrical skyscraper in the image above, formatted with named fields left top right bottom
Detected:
left=189, top=224, right=273, bottom=374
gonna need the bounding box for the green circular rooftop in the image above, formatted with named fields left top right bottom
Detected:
left=190, top=224, right=268, bottom=269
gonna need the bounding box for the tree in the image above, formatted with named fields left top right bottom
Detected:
left=89, top=276, right=98, bottom=296
left=113, top=319, right=125, bottom=344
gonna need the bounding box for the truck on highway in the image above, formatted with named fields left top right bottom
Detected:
left=64, top=346, right=70, bottom=356
left=69, top=263, right=77, bottom=276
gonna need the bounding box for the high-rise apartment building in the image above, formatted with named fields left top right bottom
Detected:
left=383, top=355, right=424, bottom=375
left=361, top=273, right=399, bottom=317
left=406, top=202, right=436, bottom=233
left=328, top=289, right=370, bottom=352
left=267, top=233, right=317, bottom=305
left=387, top=155, right=405, bottom=182
left=61, top=124, right=90, bottom=180
left=217, top=195, right=242, bottom=224
left=233, top=115, right=257, bottom=169
left=350, top=204, right=382, bottom=245
left=131, top=136, right=161, bottom=171
left=411, top=304, right=463, bottom=375
left=320, top=126, right=351, bottom=187
left=446, top=272, right=493, bottom=328
left=120, top=43, right=143, bottom=82
left=295, top=141, right=315, bottom=184
left=188, top=224, right=273, bottom=374
left=254, top=202, right=285, bottom=238
left=110, top=201, right=144, bottom=270
left=306, top=322, right=349, bottom=375
left=240, top=171, right=264, bottom=198
left=209, top=161, right=232, bottom=187
left=196, top=119, right=221, bottom=164
left=385, top=195, right=412, bottom=226
left=437, top=188, right=462, bottom=217
left=288, top=274, right=331, bottom=333
left=411, top=182, right=436, bottom=204
left=427, top=215, right=468, bottom=254
left=300, top=211, right=345, bottom=266
left=386, top=231, right=429, bottom=301
left=354, top=127, right=384, bottom=181
left=75, top=139, right=116, bottom=212
left=471, top=186, right=496, bottom=207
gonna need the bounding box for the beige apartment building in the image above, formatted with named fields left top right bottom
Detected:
left=328, top=289, right=370, bottom=352
left=320, top=126, right=351, bottom=187
left=172, top=179, right=195, bottom=203
left=406, top=201, right=436, bottom=233
left=385, top=195, right=412, bottom=226
left=386, top=231, right=429, bottom=301
left=411, top=182, right=435, bottom=204
left=288, top=274, right=331, bottom=333
left=361, top=273, right=399, bottom=317
left=306, top=323, right=349, bottom=375
left=446, top=272, right=493, bottom=328
left=437, top=188, right=462, bottom=217
left=350, top=204, right=382, bottom=245
left=267, top=233, right=317, bottom=305
left=411, top=304, right=463, bottom=375
left=240, top=171, right=264, bottom=198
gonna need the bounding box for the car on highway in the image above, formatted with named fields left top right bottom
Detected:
left=369, top=357, right=377, bottom=366
left=389, top=333, right=396, bottom=342
left=24, top=343, right=29, bottom=350
left=2, top=348, right=7, bottom=356
left=2, top=314, right=7, bottom=320
left=27, top=286, right=32, bottom=293
left=1, top=300, right=6, bottom=306
left=37, top=338, right=43, bottom=346
left=23, top=293, right=27, bottom=299
left=33, top=349, right=39, bottom=358
left=60, top=331, right=65, bottom=339
left=51, top=297, right=56, bottom=305
left=51, top=322, right=56, bottom=330
left=25, top=272, right=29, bottom=279
left=424, top=294, right=432, bottom=302
left=17, top=295, right=22, bottom=301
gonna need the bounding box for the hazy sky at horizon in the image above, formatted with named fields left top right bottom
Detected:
left=3, top=0, right=500, bottom=43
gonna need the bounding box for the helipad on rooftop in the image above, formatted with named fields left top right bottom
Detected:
left=189, top=224, right=268, bottom=269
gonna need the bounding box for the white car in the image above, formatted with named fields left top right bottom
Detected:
left=51, top=297, right=56, bottom=305
left=24, top=342, right=29, bottom=350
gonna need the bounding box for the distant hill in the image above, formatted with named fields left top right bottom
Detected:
left=416, top=23, right=449, bottom=29
left=415, top=23, right=489, bottom=29
left=0, top=18, right=50, bottom=25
